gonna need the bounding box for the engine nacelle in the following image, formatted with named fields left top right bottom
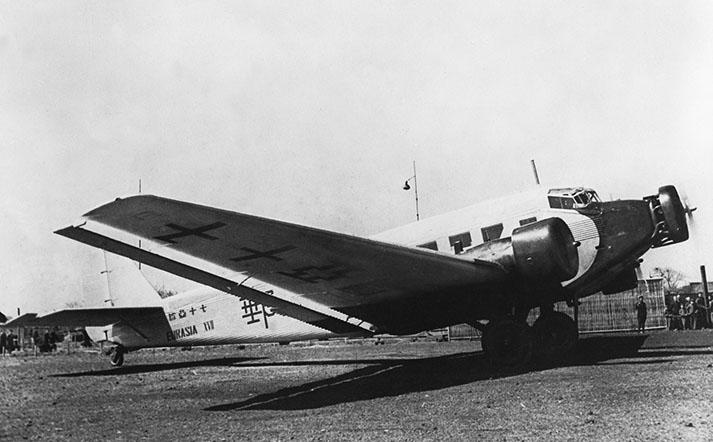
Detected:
left=648, top=185, right=689, bottom=247
left=512, top=218, right=579, bottom=281
left=467, top=218, right=579, bottom=282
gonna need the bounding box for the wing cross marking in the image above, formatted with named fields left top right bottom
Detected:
left=153, top=222, right=226, bottom=243
left=230, top=245, right=296, bottom=262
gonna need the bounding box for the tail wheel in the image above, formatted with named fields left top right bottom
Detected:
left=109, top=346, right=125, bottom=367
left=532, top=311, right=578, bottom=361
left=481, top=319, right=533, bottom=371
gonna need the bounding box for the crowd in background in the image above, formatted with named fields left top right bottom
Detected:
left=665, top=292, right=711, bottom=330
left=0, top=328, right=65, bottom=355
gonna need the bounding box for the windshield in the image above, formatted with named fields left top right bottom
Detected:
left=573, top=190, right=600, bottom=208
left=548, top=189, right=601, bottom=210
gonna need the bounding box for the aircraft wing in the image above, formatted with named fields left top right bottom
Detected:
left=4, top=307, right=167, bottom=328
left=60, top=195, right=509, bottom=333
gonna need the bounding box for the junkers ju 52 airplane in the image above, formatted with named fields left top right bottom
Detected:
left=51, top=184, right=689, bottom=369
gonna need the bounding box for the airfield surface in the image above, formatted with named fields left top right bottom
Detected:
left=2, top=331, right=713, bottom=441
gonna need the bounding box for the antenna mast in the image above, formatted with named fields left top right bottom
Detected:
left=530, top=159, right=541, bottom=185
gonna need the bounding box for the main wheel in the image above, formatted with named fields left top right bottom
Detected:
left=109, top=346, right=125, bottom=367
left=481, top=319, right=534, bottom=371
left=532, top=311, right=578, bottom=362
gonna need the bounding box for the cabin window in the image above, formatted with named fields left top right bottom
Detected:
left=449, top=232, right=472, bottom=253
left=561, top=198, right=575, bottom=209
left=417, top=241, right=438, bottom=251
left=519, top=217, right=537, bottom=226
left=481, top=224, right=504, bottom=242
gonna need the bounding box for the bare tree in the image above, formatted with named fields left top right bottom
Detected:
left=650, top=267, right=685, bottom=294
left=156, top=285, right=178, bottom=299
left=64, top=300, right=85, bottom=309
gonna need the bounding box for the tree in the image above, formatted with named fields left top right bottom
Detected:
left=156, top=285, right=178, bottom=299
left=650, top=267, right=685, bottom=294
left=64, top=300, right=85, bottom=308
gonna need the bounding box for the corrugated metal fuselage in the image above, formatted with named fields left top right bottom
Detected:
left=86, top=289, right=341, bottom=349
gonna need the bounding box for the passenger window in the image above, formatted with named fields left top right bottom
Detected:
left=548, top=196, right=562, bottom=209
left=519, top=217, right=537, bottom=226
left=449, top=232, right=472, bottom=253
left=481, top=224, right=504, bottom=242
left=417, top=241, right=438, bottom=251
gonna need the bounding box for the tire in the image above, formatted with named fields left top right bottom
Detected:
left=109, top=347, right=125, bottom=367
left=532, top=311, right=578, bottom=362
left=481, top=319, right=534, bottom=371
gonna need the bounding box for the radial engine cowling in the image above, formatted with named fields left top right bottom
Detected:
left=512, top=218, right=579, bottom=281
left=467, top=218, right=579, bottom=282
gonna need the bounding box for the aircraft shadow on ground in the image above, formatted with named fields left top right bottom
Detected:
left=206, top=334, right=711, bottom=411
left=52, top=356, right=265, bottom=377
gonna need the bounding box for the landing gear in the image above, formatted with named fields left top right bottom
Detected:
left=481, top=309, right=578, bottom=370
left=481, top=319, right=534, bottom=371
left=108, top=345, right=125, bottom=367
left=531, top=311, right=578, bottom=362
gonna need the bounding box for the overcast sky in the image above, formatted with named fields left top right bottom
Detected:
left=1, top=1, right=712, bottom=314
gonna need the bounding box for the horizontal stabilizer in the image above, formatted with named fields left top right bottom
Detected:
left=4, top=307, right=166, bottom=328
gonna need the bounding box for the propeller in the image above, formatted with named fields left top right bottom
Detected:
left=680, top=188, right=698, bottom=238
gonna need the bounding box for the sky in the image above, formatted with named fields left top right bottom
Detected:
left=1, top=1, right=712, bottom=315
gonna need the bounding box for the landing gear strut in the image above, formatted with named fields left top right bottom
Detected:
left=109, top=345, right=125, bottom=367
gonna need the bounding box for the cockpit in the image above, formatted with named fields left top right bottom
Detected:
left=548, top=187, right=601, bottom=210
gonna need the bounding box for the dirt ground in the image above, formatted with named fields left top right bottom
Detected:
left=2, top=330, right=713, bottom=441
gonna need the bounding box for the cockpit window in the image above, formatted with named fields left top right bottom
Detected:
left=572, top=190, right=600, bottom=208
left=561, top=198, right=575, bottom=209
left=549, top=188, right=601, bottom=210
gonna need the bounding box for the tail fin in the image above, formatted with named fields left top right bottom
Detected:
left=102, top=252, right=162, bottom=307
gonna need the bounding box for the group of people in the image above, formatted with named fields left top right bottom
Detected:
left=0, top=329, right=18, bottom=355
left=0, top=329, right=64, bottom=355
left=665, top=292, right=710, bottom=330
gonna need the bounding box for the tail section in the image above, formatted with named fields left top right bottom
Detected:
left=102, top=252, right=162, bottom=307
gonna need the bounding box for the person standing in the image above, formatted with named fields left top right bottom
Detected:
left=684, top=298, right=695, bottom=330
left=694, top=293, right=708, bottom=329
left=635, top=296, right=647, bottom=333
left=5, top=331, right=14, bottom=353
left=666, top=295, right=682, bottom=330
left=0, top=330, right=6, bottom=355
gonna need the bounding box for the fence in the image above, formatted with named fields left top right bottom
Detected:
left=448, top=278, right=666, bottom=339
